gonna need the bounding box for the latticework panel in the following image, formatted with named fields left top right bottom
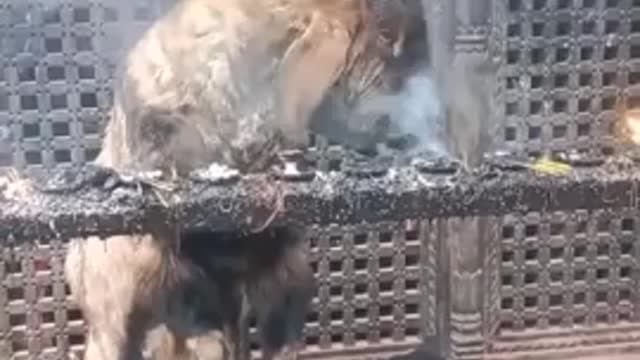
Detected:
left=483, top=1, right=640, bottom=357
left=496, top=0, right=640, bottom=157
left=0, top=220, right=439, bottom=359
left=489, top=209, right=640, bottom=357
left=0, top=238, right=84, bottom=360
left=281, top=221, right=437, bottom=358
left=0, top=0, right=162, bottom=174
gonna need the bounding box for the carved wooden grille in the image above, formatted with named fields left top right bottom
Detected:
left=0, top=224, right=438, bottom=359
left=0, top=0, right=160, bottom=174
left=499, top=210, right=639, bottom=332
left=0, top=238, right=85, bottom=360
left=487, top=210, right=640, bottom=357
left=483, top=0, right=640, bottom=358
left=496, top=0, right=640, bottom=158
left=295, top=222, right=437, bottom=358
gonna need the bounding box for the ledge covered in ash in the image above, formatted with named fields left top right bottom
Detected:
left=0, top=154, right=638, bottom=241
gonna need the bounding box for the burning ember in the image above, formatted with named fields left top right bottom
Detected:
left=625, top=109, right=640, bottom=144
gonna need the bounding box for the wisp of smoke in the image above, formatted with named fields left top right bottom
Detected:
left=387, top=68, right=450, bottom=158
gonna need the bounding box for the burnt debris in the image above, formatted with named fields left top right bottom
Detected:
left=0, top=150, right=639, bottom=241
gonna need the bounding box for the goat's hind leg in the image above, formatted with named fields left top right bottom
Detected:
left=65, top=234, right=171, bottom=360
left=149, top=247, right=241, bottom=360
left=246, top=227, right=316, bottom=360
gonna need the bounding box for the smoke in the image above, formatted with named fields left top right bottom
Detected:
left=385, top=68, right=451, bottom=159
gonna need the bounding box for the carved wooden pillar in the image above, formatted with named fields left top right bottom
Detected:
left=446, top=217, right=489, bottom=360
left=423, top=1, right=496, bottom=359
left=422, top=0, right=456, bottom=96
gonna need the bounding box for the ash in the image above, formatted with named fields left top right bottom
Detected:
left=191, top=162, right=241, bottom=183
left=0, top=170, right=35, bottom=201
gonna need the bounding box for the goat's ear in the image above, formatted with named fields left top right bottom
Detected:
left=277, top=14, right=351, bottom=149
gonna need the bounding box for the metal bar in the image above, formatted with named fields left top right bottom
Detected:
left=0, top=160, right=638, bottom=240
